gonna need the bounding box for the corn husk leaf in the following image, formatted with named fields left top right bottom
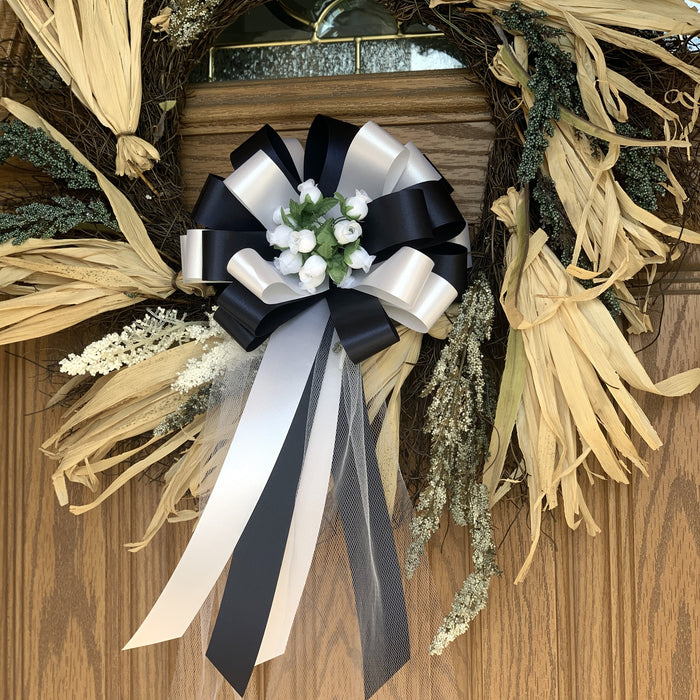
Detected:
left=490, top=41, right=700, bottom=331
left=43, top=341, right=206, bottom=504
left=362, top=325, right=423, bottom=511
left=0, top=100, right=187, bottom=343
left=6, top=0, right=159, bottom=176
left=494, top=189, right=700, bottom=581
left=482, top=326, right=526, bottom=503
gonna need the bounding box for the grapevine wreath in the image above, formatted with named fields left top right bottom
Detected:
left=1, top=1, right=700, bottom=697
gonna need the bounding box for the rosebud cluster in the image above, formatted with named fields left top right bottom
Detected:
left=266, top=179, right=375, bottom=293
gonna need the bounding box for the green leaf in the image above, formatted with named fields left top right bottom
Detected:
left=327, top=254, right=348, bottom=285
left=312, top=196, right=339, bottom=220
left=280, top=208, right=296, bottom=228
left=342, top=239, right=361, bottom=263
left=315, top=219, right=337, bottom=259
left=289, top=199, right=302, bottom=222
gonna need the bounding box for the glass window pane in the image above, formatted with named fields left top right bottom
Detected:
left=359, top=37, right=465, bottom=74
left=212, top=42, right=356, bottom=81
left=316, top=0, right=397, bottom=39
left=218, top=3, right=314, bottom=45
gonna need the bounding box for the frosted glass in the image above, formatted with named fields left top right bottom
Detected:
left=360, top=38, right=464, bottom=74
left=213, top=43, right=356, bottom=81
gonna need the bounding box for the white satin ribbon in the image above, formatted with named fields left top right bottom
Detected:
left=256, top=340, right=344, bottom=663
left=228, top=248, right=328, bottom=303
left=224, top=151, right=298, bottom=231
left=139, top=122, right=465, bottom=655
left=336, top=121, right=409, bottom=198
left=180, top=229, right=203, bottom=283
left=124, top=303, right=329, bottom=649
left=225, top=245, right=458, bottom=332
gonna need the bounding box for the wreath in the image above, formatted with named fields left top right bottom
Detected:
left=1, top=0, right=699, bottom=697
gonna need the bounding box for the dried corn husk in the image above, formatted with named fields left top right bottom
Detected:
left=0, top=238, right=173, bottom=344
left=6, top=0, right=159, bottom=177
left=491, top=41, right=700, bottom=331
left=437, top=0, right=700, bottom=112
left=43, top=341, right=207, bottom=505
left=362, top=325, right=423, bottom=510
left=492, top=188, right=700, bottom=581
left=0, top=100, right=190, bottom=343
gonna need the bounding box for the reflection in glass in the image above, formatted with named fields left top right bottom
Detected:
left=360, top=37, right=464, bottom=74
left=316, top=0, right=397, bottom=38
left=214, top=42, right=356, bottom=81
left=191, top=0, right=466, bottom=83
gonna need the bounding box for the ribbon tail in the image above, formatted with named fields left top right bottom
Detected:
left=256, top=337, right=345, bottom=663
left=123, top=304, right=329, bottom=650
left=206, top=370, right=315, bottom=695
left=332, top=362, right=410, bottom=699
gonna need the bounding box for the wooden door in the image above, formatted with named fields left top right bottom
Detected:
left=2, top=24, right=699, bottom=699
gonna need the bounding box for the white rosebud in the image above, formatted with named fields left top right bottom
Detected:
left=334, top=219, right=362, bottom=245
left=347, top=247, right=375, bottom=273
left=337, top=268, right=356, bottom=289
left=298, top=255, right=327, bottom=293
left=274, top=249, right=304, bottom=275
left=288, top=228, right=316, bottom=254
left=344, top=189, right=371, bottom=220
left=272, top=205, right=291, bottom=225
left=266, top=224, right=292, bottom=248
left=298, top=179, right=322, bottom=204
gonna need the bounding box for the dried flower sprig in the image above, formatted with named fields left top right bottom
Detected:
left=59, top=307, right=220, bottom=376
left=429, top=483, right=499, bottom=654
left=154, top=384, right=211, bottom=437
left=168, top=0, right=226, bottom=49
left=0, top=119, right=99, bottom=190
left=405, top=276, right=500, bottom=650
left=0, top=197, right=117, bottom=245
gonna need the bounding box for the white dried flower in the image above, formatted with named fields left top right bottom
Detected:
left=59, top=308, right=226, bottom=377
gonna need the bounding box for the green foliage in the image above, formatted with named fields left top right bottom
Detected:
left=496, top=2, right=584, bottom=185
left=0, top=119, right=100, bottom=190
left=314, top=218, right=336, bottom=259
left=532, top=174, right=575, bottom=251
left=0, top=197, right=118, bottom=245
left=613, top=123, right=667, bottom=212
left=406, top=277, right=499, bottom=651
left=533, top=175, right=621, bottom=318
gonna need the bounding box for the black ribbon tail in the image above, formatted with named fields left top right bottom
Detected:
left=331, top=371, right=411, bottom=699
left=205, top=367, right=317, bottom=695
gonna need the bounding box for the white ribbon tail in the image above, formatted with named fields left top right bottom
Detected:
left=124, top=303, right=330, bottom=649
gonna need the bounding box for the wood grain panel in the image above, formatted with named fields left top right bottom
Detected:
left=2, top=7, right=700, bottom=696
left=179, top=71, right=495, bottom=222
left=0, top=335, right=192, bottom=700
left=630, top=293, right=700, bottom=700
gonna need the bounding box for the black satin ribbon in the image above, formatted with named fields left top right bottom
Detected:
left=191, top=115, right=468, bottom=363
left=196, top=118, right=451, bottom=698
left=205, top=323, right=332, bottom=696
left=331, top=374, right=410, bottom=699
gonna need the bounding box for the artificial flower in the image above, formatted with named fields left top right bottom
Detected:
left=334, top=219, right=362, bottom=245
left=289, top=228, right=316, bottom=254
left=298, top=254, right=327, bottom=292
left=297, top=179, right=322, bottom=204
left=266, top=224, right=292, bottom=248
left=346, top=246, right=374, bottom=272
left=274, top=249, right=304, bottom=275
left=344, top=189, right=371, bottom=220
left=272, top=205, right=291, bottom=226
